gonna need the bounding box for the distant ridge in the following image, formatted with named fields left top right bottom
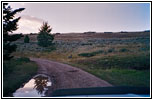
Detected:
left=11, top=30, right=150, bottom=35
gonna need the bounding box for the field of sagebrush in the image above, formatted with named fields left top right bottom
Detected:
left=13, top=32, right=150, bottom=87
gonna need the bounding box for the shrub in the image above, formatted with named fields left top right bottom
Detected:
left=119, top=48, right=129, bottom=52
left=24, top=35, right=30, bottom=43
left=78, top=53, right=95, bottom=57
left=56, top=33, right=60, bottom=35
left=78, top=50, right=104, bottom=57
left=17, top=57, right=30, bottom=62
left=81, top=43, right=92, bottom=46
left=108, top=48, right=115, bottom=53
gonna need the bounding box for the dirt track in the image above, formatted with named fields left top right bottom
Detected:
left=30, top=58, right=112, bottom=96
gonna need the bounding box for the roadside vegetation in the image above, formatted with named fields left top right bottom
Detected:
left=76, top=54, right=149, bottom=70
left=69, top=54, right=150, bottom=87
left=3, top=4, right=38, bottom=97
left=3, top=57, right=38, bottom=96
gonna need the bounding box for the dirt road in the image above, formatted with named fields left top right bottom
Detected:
left=30, top=58, right=112, bottom=96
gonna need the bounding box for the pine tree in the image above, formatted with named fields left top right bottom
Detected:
left=3, top=3, right=25, bottom=60
left=24, top=35, right=30, bottom=43
left=37, top=22, right=54, bottom=47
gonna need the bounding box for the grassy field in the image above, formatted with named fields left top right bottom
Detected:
left=68, top=55, right=150, bottom=87
left=13, top=31, right=150, bottom=87
left=3, top=57, right=38, bottom=97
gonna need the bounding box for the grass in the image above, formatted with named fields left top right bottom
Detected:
left=76, top=54, right=150, bottom=70
left=69, top=53, right=150, bottom=87
left=67, top=62, right=150, bottom=87
left=89, top=68, right=150, bottom=87
left=3, top=57, right=38, bottom=97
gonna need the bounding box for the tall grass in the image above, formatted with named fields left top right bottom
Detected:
left=76, top=54, right=150, bottom=70
left=3, top=57, right=38, bottom=97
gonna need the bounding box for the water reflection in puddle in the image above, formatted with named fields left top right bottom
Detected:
left=13, top=74, right=52, bottom=97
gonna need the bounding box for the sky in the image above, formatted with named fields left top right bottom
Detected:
left=9, top=2, right=150, bottom=34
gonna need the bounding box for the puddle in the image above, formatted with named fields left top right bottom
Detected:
left=13, top=74, right=52, bottom=97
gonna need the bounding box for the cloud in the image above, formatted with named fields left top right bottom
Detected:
left=15, top=15, right=44, bottom=34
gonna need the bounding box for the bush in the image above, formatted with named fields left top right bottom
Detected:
left=78, top=50, right=104, bottom=57
left=108, top=48, right=115, bottom=53
left=81, top=43, right=92, bottom=46
left=24, top=35, right=30, bottom=43
left=78, top=53, right=95, bottom=57
left=119, top=48, right=129, bottom=52
left=17, top=57, right=30, bottom=62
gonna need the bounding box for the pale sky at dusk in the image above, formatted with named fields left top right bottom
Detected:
left=9, top=2, right=150, bottom=34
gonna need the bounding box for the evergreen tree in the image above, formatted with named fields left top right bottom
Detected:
left=24, top=35, right=30, bottom=43
left=37, top=22, right=54, bottom=47
left=3, top=3, right=25, bottom=60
